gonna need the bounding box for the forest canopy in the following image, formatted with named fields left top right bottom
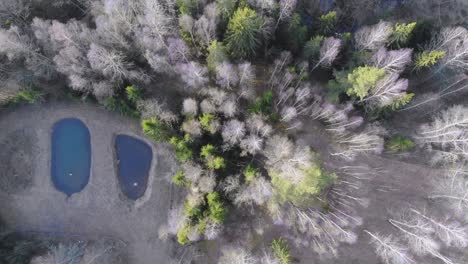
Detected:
left=0, top=0, right=467, bottom=264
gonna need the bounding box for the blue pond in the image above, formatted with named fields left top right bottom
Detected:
left=51, top=118, right=91, bottom=196
left=115, top=135, right=153, bottom=200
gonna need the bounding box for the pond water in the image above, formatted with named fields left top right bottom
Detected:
left=115, top=135, right=153, bottom=200
left=51, top=118, right=91, bottom=196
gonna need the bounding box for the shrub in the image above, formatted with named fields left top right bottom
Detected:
left=271, top=238, right=291, bottom=264
left=327, top=69, right=349, bottom=102
left=303, top=35, right=324, bottom=61
left=385, top=136, right=415, bottom=152
left=217, top=0, right=238, bottom=19
left=184, top=199, right=204, bottom=220
left=243, top=164, right=258, bottom=183
left=271, top=164, right=335, bottom=206
left=141, top=117, right=169, bottom=142
left=225, top=7, right=264, bottom=58
left=173, top=170, right=190, bottom=187
left=287, top=13, right=308, bottom=53
left=389, top=22, right=417, bottom=48
left=125, top=85, right=141, bottom=104
left=207, top=41, right=228, bottom=72
left=12, top=90, right=43, bottom=104
left=249, top=90, right=273, bottom=114
left=176, top=0, right=199, bottom=15
left=170, top=135, right=194, bottom=162
left=199, top=113, right=218, bottom=134
left=201, top=144, right=226, bottom=170
left=318, top=11, right=337, bottom=35
left=207, top=192, right=227, bottom=223
left=346, top=66, right=386, bottom=100
left=386, top=93, right=414, bottom=111
left=177, top=223, right=191, bottom=245
left=105, top=97, right=140, bottom=118
left=414, top=50, right=445, bottom=70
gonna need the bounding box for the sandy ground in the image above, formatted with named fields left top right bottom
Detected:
left=0, top=101, right=179, bottom=264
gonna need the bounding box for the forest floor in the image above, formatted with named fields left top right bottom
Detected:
left=0, top=101, right=180, bottom=264
left=290, top=120, right=445, bottom=263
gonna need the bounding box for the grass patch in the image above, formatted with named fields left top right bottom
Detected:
left=385, top=136, right=415, bottom=153
left=271, top=238, right=291, bottom=264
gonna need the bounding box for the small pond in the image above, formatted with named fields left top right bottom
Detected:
left=51, top=118, right=91, bottom=196
left=115, top=135, right=153, bottom=200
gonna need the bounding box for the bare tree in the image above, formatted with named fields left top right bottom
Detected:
left=264, top=135, right=318, bottom=184
left=177, top=61, right=209, bottom=90
left=219, top=99, right=238, bottom=118
left=137, top=99, right=178, bottom=125
left=311, top=37, right=342, bottom=71
left=182, top=98, right=198, bottom=116
left=354, top=21, right=393, bottom=51
left=400, top=75, right=468, bottom=112
left=363, top=73, right=409, bottom=110
left=196, top=174, right=216, bottom=193
left=365, top=230, right=415, bottom=264
left=409, top=209, right=467, bottom=248
left=195, top=16, right=216, bottom=47
left=136, top=0, right=175, bottom=43
left=431, top=27, right=468, bottom=74
left=240, top=134, right=264, bottom=156
left=417, top=105, right=468, bottom=164
left=429, top=163, right=468, bottom=220
left=204, top=220, right=222, bottom=240
left=218, top=246, right=257, bottom=264
left=0, top=0, right=30, bottom=25
left=260, top=250, right=281, bottom=264
left=249, top=0, right=276, bottom=16
left=238, top=62, right=254, bottom=88
left=371, top=48, right=413, bottom=74
left=179, top=14, right=195, bottom=41
left=33, top=242, right=86, bottom=264
left=280, top=106, right=298, bottom=122
left=222, top=174, right=241, bottom=197
left=310, top=101, right=363, bottom=136
left=263, top=134, right=294, bottom=167
left=216, top=62, right=239, bottom=89
left=389, top=212, right=458, bottom=264
left=200, top=99, right=216, bottom=114
left=167, top=37, right=189, bottom=63
left=195, top=3, right=219, bottom=47
left=87, top=43, right=132, bottom=82
left=181, top=162, right=204, bottom=183
left=92, top=81, right=114, bottom=102
left=222, top=119, right=246, bottom=147
left=0, top=26, right=55, bottom=80
left=145, top=50, right=173, bottom=75
left=182, top=118, right=202, bottom=137
left=246, top=114, right=273, bottom=138
left=92, top=0, right=139, bottom=48
left=234, top=176, right=273, bottom=207
left=332, top=125, right=385, bottom=160
left=201, top=87, right=228, bottom=106
left=81, top=240, right=124, bottom=264
left=282, top=206, right=359, bottom=258
left=275, top=0, right=297, bottom=29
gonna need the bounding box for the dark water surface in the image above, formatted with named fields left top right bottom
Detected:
left=115, top=135, right=152, bottom=200
left=51, top=118, right=91, bottom=196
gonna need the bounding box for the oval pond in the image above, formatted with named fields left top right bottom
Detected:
left=115, top=135, right=153, bottom=200
left=51, top=118, right=91, bottom=196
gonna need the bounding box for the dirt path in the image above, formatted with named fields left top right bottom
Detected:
left=0, top=102, right=179, bottom=264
